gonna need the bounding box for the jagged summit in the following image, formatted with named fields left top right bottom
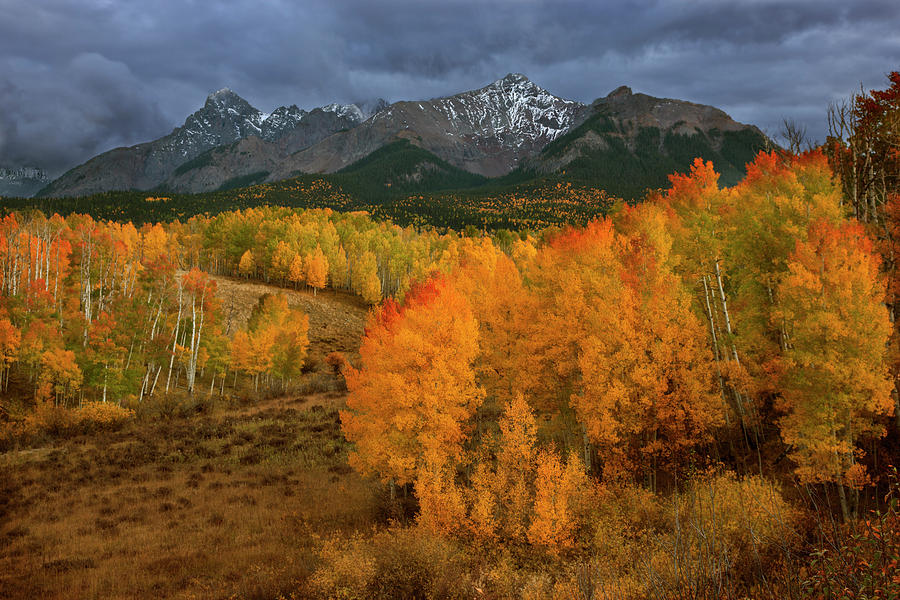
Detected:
left=354, top=98, right=390, bottom=119
left=208, top=87, right=236, bottom=99
left=497, top=72, right=530, bottom=84
left=39, top=87, right=370, bottom=197
left=204, top=88, right=252, bottom=109
left=607, top=85, right=633, bottom=98
left=480, top=73, right=541, bottom=95
left=434, top=73, right=586, bottom=147
left=277, top=73, right=590, bottom=179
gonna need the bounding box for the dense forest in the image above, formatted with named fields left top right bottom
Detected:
left=1, top=73, right=899, bottom=599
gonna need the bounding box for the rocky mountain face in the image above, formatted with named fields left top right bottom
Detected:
left=272, top=73, right=590, bottom=180
left=39, top=89, right=381, bottom=197
left=160, top=74, right=590, bottom=192
left=37, top=75, right=767, bottom=198
left=0, top=167, right=50, bottom=198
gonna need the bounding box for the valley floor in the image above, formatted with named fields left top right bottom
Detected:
left=0, top=391, right=373, bottom=599
left=0, top=276, right=373, bottom=599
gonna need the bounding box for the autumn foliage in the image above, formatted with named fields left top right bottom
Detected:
left=342, top=276, right=483, bottom=488
left=3, top=87, right=900, bottom=597
left=341, top=145, right=895, bottom=567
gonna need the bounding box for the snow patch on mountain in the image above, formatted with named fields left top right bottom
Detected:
left=429, top=73, right=584, bottom=147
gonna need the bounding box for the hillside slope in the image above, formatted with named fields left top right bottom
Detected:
left=523, top=86, right=770, bottom=198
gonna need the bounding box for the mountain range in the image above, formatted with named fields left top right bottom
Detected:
left=0, top=167, right=50, bottom=198
left=33, top=74, right=769, bottom=200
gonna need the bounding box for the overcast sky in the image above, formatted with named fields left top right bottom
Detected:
left=1, top=0, right=897, bottom=176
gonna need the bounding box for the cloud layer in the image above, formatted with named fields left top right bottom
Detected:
left=1, top=0, right=897, bottom=176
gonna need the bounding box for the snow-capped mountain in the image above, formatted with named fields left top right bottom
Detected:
left=426, top=72, right=584, bottom=147
left=258, top=104, right=307, bottom=142
left=0, top=167, right=50, bottom=198
left=39, top=89, right=376, bottom=197
left=272, top=73, right=591, bottom=179
left=37, top=74, right=765, bottom=197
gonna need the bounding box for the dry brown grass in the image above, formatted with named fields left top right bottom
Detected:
left=211, top=275, right=368, bottom=365
left=0, top=273, right=379, bottom=599
left=0, top=392, right=375, bottom=599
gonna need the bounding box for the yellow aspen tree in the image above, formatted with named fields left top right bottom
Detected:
left=238, top=249, right=255, bottom=278
left=495, top=392, right=538, bottom=542
left=776, top=220, right=893, bottom=520
left=359, top=269, right=381, bottom=305
left=329, top=244, right=349, bottom=290
left=467, top=460, right=500, bottom=541
left=37, top=348, right=82, bottom=407
left=270, top=240, right=294, bottom=283
left=416, top=446, right=468, bottom=535
left=304, top=244, right=329, bottom=296
left=288, top=253, right=304, bottom=289
left=356, top=250, right=381, bottom=304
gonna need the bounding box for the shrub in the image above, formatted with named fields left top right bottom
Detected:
left=130, top=393, right=207, bottom=420
left=369, top=525, right=471, bottom=600
left=325, top=351, right=347, bottom=376
left=638, top=472, right=800, bottom=597
left=310, top=525, right=471, bottom=600
left=309, top=533, right=375, bottom=600
left=76, top=401, right=135, bottom=429
left=675, top=472, right=800, bottom=560
left=23, top=400, right=78, bottom=435
left=801, top=469, right=900, bottom=599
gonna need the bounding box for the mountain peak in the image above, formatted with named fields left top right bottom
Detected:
left=498, top=72, right=530, bottom=85
left=607, top=85, right=633, bottom=98
left=353, top=98, right=390, bottom=119
left=204, top=88, right=252, bottom=110
left=208, top=87, right=237, bottom=100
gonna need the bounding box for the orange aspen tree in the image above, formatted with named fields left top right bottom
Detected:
left=578, top=225, right=722, bottom=485
left=452, top=238, right=529, bottom=407
left=522, top=219, right=629, bottom=419
left=342, top=276, right=483, bottom=492
left=528, top=450, right=590, bottom=553
left=0, top=316, right=20, bottom=392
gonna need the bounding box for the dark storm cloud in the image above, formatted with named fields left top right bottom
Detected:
left=1, top=0, right=897, bottom=176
